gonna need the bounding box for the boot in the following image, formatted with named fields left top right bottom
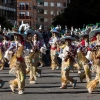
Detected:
left=18, top=90, right=24, bottom=95
left=56, top=66, right=60, bottom=70
left=60, top=85, right=67, bottom=89
left=30, top=81, right=36, bottom=84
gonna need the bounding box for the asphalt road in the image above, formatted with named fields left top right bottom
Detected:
left=0, top=66, right=100, bottom=100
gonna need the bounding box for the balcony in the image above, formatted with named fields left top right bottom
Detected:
left=17, top=7, right=31, bottom=10
left=17, top=16, right=31, bottom=19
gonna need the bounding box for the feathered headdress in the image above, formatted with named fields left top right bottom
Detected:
left=39, top=25, right=42, bottom=30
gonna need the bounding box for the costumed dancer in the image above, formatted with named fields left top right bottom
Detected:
left=24, top=33, right=42, bottom=84
left=2, top=35, right=11, bottom=67
left=24, top=46, right=40, bottom=84
left=87, top=30, right=100, bottom=93
left=31, top=33, right=44, bottom=77
left=0, top=39, right=5, bottom=70
left=39, top=38, right=47, bottom=68
left=24, top=32, right=33, bottom=74
left=77, top=31, right=91, bottom=82
left=9, top=46, right=26, bottom=94
left=0, top=35, right=5, bottom=87
left=2, top=35, right=10, bottom=52
left=58, top=33, right=77, bottom=89
left=49, top=29, right=60, bottom=70
left=38, top=25, right=46, bottom=68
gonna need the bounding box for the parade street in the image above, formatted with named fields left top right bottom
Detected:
left=0, top=66, right=100, bottom=100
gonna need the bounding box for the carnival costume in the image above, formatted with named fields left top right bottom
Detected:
left=77, top=33, right=91, bottom=82
left=0, top=41, right=5, bottom=87
left=49, top=30, right=60, bottom=70
left=9, top=46, right=26, bottom=94
left=87, top=31, right=100, bottom=93
left=58, top=34, right=77, bottom=89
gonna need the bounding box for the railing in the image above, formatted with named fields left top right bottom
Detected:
left=17, top=16, right=31, bottom=19
left=17, top=7, right=31, bottom=10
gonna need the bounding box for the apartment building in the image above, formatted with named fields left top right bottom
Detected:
left=37, top=0, right=68, bottom=30
left=17, top=0, right=37, bottom=28
left=17, top=0, right=69, bottom=29
left=0, top=0, right=16, bottom=25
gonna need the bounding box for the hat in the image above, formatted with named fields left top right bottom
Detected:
left=3, top=35, right=10, bottom=40
left=14, top=33, right=24, bottom=40
left=51, top=28, right=59, bottom=33
left=73, top=32, right=79, bottom=39
left=89, top=28, right=100, bottom=38
left=60, top=33, right=76, bottom=41
left=24, top=29, right=35, bottom=36
left=79, top=30, right=89, bottom=38
left=34, top=30, right=43, bottom=39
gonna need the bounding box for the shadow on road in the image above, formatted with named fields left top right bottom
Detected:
left=24, top=91, right=89, bottom=94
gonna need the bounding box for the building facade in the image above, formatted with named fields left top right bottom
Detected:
left=37, top=0, right=68, bottom=30
left=17, top=0, right=37, bottom=28
left=17, top=0, right=69, bottom=30
left=0, top=0, right=16, bottom=25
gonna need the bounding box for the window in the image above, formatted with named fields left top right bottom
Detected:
left=57, top=3, right=61, bottom=7
left=37, top=2, right=43, bottom=5
left=19, top=21, right=21, bottom=25
left=44, top=26, right=48, bottom=30
left=25, top=21, right=29, bottom=24
left=51, top=10, right=54, bottom=15
left=63, top=2, right=66, bottom=7
left=57, top=11, right=59, bottom=15
left=40, top=18, right=44, bottom=22
left=20, top=12, right=25, bottom=14
left=51, top=18, right=53, bottom=23
left=26, top=2, right=29, bottom=5
left=37, top=17, right=44, bottom=22
left=20, top=12, right=25, bottom=16
left=19, top=2, right=25, bottom=6
left=44, top=2, right=48, bottom=6
left=19, top=2, right=25, bottom=10
left=50, top=2, right=54, bottom=7
left=44, top=10, right=48, bottom=14
left=44, top=18, right=48, bottom=22
left=26, top=2, right=29, bottom=9
left=26, top=11, right=29, bottom=16
left=38, top=9, right=44, bottom=14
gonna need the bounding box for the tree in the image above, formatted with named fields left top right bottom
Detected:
left=52, top=0, right=100, bottom=29
left=0, top=16, right=13, bottom=30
